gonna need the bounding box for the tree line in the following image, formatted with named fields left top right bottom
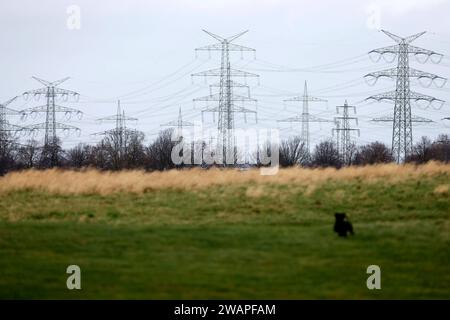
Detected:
left=0, top=129, right=449, bottom=175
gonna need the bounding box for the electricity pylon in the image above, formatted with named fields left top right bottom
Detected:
left=192, top=30, right=258, bottom=165
left=365, top=30, right=446, bottom=163
left=332, top=100, right=360, bottom=164
left=278, top=81, right=329, bottom=156
left=21, top=77, right=82, bottom=166
left=161, top=107, right=194, bottom=133
left=0, top=96, right=24, bottom=139
left=93, top=100, right=139, bottom=159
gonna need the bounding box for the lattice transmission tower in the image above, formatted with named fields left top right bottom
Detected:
left=0, top=96, right=25, bottom=142
left=94, top=100, right=139, bottom=159
left=332, top=100, right=360, bottom=165
left=161, top=107, right=194, bottom=133
left=192, top=30, right=258, bottom=165
left=278, top=81, right=329, bottom=156
left=21, top=77, right=82, bottom=165
left=365, top=30, right=446, bottom=163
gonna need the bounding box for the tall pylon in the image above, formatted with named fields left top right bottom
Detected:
left=94, top=100, right=139, bottom=159
left=365, top=30, right=446, bottom=163
left=332, top=100, right=360, bottom=165
left=192, top=30, right=258, bottom=165
left=161, top=107, right=194, bottom=133
left=21, top=77, right=82, bottom=165
left=278, top=81, right=329, bottom=156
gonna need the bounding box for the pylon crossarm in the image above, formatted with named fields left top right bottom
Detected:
left=31, top=76, right=52, bottom=86
left=0, top=122, right=25, bottom=131
left=225, top=43, right=255, bottom=52
left=22, top=87, right=79, bottom=100
left=404, top=31, right=427, bottom=44
left=407, top=45, right=442, bottom=58
left=50, top=77, right=71, bottom=87
left=92, top=127, right=141, bottom=136
left=226, top=30, right=249, bottom=43
left=367, top=90, right=444, bottom=103
left=284, top=96, right=327, bottom=102
left=97, top=115, right=119, bottom=122
left=372, top=116, right=392, bottom=122
left=366, top=91, right=396, bottom=102
left=277, top=116, right=301, bottom=122
left=381, top=30, right=404, bottom=43
left=201, top=30, right=225, bottom=42
left=369, top=45, right=399, bottom=57
left=161, top=120, right=194, bottom=127
left=308, top=114, right=332, bottom=122
left=333, top=127, right=360, bottom=131
left=32, top=76, right=71, bottom=87
left=22, top=88, right=48, bottom=99
left=192, top=68, right=258, bottom=78
left=372, top=115, right=433, bottom=123
left=1, top=107, right=21, bottom=115
left=409, top=91, right=445, bottom=103
left=21, top=104, right=83, bottom=115
left=194, top=93, right=256, bottom=102
left=25, top=122, right=80, bottom=130
left=97, top=115, right=137, bottom=122
left=197, top=43, right=255, bottom=52
left=51, top=87, right=79, bottom=97
left=201, top=106, right=219, bottom=113
left=411, top=116, right=434, bottom=123
left=210, top=80, right=249, bottom=89
left=195, top=43, right=223, bottom=52
left=0, top=96, right=18, bottom=108
left=365, top=68, right=397, bottom=80
left=409, top=68, right=446, bottom=81
left=230, top=106, right=256, bottom=114
left=365, top=68, right=446, bottom=85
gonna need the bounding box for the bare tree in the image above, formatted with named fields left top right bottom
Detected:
left=15, top=139, right=40, bottom=169
left=431, top=134, right=450, bottom=163
left=145, top=129, right=177, bottom=171
left=89, top=141, right=110, bottom=170
left=354, top=141, right=394, bottom=165
left=311, top=139, right=341, bottom=168
left=279, top=136, right=309, bottom=167
left=406, top=136, right=434, bottom=164
left=0, top=131, right=17, bottom=175
left=124, top=132, right=146, bottom=169
left=66, top=143, right=90, bottom=168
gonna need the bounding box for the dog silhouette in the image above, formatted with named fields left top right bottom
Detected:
left=334, top=213, right=354, bottom=237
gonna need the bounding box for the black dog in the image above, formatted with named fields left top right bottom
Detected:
left=334, top=213, right=354, bottom=237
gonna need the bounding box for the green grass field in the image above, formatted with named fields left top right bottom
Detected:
left=0, top=172, right=449, bottom=299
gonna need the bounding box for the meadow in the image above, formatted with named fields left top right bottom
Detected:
left=0, top=163, right=449, bottom=299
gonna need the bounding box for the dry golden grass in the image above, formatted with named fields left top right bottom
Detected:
left=434, top=184, right=449, bottom=195
left=245, top=185, right=266, bottom=198
left=0, top=162, right=449, bottom=195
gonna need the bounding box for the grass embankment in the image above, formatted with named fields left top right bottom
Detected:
left=0, top=163, right=449, bottom=299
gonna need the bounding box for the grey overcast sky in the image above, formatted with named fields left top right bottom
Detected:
left=1, top=0, right=449, bottom=148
